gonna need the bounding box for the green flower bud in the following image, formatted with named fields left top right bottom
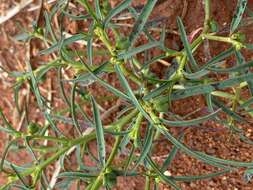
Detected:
left=28, top=123, right=40, bottom=135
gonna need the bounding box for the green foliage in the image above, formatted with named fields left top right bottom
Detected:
left=1, top=0, right=253, bottom=189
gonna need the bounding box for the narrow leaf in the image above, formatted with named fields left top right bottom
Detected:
left=58, top=171, right=97, bottom=178
left=161, top=109, right=221, bottom=126
left=177, top=17, right=199, bottom=71
left=143, top=81, right=174, bottom=101
left=173, top=170, right=230, bottom=182
left=146, top=156, right=181, bottom=190
left=95, top=0, right=103, bottom=20
left=87, top=22, right=95, bottom=65
left=91, top=96, right=106, bottom=167
left=207, top=60, right=253, bottom=73
left=161, top=134, right=184, bottom=172
left=104, top=0, right=132, bottom=28
left=200, top=48, right=234, bottom=70
left=77, top=54, right=131, bottom=101
left=212, top=98, right=246, bottom=123
left=134, top=125, right=154, bottom=168
left=128, top=0, right=158, bottom=47
left=118, top=41, right=161, bottom=60
left=40, top=34, right=88, bottom=55
left=230, top=0, right=248, bottom=33
left=115, top=64, right=153, bottom=124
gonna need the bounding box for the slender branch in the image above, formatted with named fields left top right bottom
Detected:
left=203, top=0, right=211, bottom=33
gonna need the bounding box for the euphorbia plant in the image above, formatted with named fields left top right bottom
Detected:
left=1, top=0, right=253, bottom=189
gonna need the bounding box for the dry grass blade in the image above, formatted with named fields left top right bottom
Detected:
left=0, top=0, right=33, bottom=25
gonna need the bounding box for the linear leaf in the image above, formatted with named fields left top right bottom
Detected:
left=87, top=22, right=95, bottom=65
left=171, top=84, right=214, bottom=101
left=58, top=171, right=97, bottom=178
left=39, top=33, right=88, bottom=55
left=118, top=41, right=161, bottom=60
left=10, top=164, right=29, bottom=188
left=115, top=64, right=153, bottom=124
left=128, top=0, right=158, bottom=47
left=95, top=0, right=103, bottom=20
left=212, top=98, right=246, bottom=123
left=14, top=32, right=32, bottom=42
left=44, top=11, right=57, bottom=42
left=183, top=69, right=209, bottom=79
left=240, top=97, right=253, bottom=108
left=150, top=72, right=253, bottom=103
left=77, top=54, right=131, bottom=101
left=161, top=109, right=221, bottom=126
left=134, top=125, right=154, bottom=168
left=141, top=54, right=167, bottom=70
left=230, top=0, right=248, bottom=33
left=0, top=109, right=18, bottom=134
left=213, top=73, right=253, bottom=89
left=207, top=60, right=253, bottom=73
left=159, top=127, right=238, bottom=169
left=161, top=134, right=184, bottom=172
left=195, top=150, right=253, bottom=167
left=70, top=83, right=82, bottom=135
left=27, top=61, right=63, bottom=135
left=103, top=0, right=132, bottom=28
left=91, top=96, right=106, bottom=167
left=0, top=140, right=18, bottom=172
left=146, top=156, right=181, bottom=190
left=235, top=50, right=253, bottom=96
left=49, top=0, right=66, bottom=19
left=177, top=17, right=199, bottom=71
left=143, top=81, right=174, bottom=101
left=201, top=47, right=234, bottom=69
left=173, top=170, right=230, bottom=182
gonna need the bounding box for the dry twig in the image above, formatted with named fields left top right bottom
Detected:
left=0, top=0, right=33, bottom=25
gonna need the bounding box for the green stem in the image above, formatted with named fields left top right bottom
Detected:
left=145, top=175, right=151, bottom=190
left=191, top=35, right=204, bottom=52
left=202, top=33, right=245, bottom=50
left=89, top=135, right=122, bottom=190
left=92, top=18, right=142, bottom=85
left=29, top=135, right=69, bottom=144
left=6, top=110, right=138, bottom=187
left=120, top=64, right=142, bottom=85
left=202, top=34, right=240, bottom=45
left=203, top=0, right=211, bottom=33
left=229, top=86, right=241, bottom=126
left=37, top=147, right=69, bottom=170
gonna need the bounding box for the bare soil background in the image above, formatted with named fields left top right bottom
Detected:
left=1, top=0, right=253, bottom=189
